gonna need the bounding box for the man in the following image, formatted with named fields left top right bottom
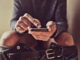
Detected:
left=0, top=0, right=78, bottom=60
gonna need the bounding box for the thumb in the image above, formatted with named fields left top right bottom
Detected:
left=46, top=21, right=56, bottom=32
left=24, top=13, right=41, bottom=28
left=33, top=18, right=42, bottom=28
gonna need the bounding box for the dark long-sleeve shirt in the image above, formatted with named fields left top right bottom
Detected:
left=10, top=0, right=68, bottom=38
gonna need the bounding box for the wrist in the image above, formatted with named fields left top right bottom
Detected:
left=49, top=38, right=58, bottom=44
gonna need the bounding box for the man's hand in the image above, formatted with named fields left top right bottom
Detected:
left=29, top=21, right=56, bottom=41
left=15, top=13, right=41, bottom=33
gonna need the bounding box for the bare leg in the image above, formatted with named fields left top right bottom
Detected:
left=0, top=31, right=20, bottom=47
left=0, top=31, right=75, bottom=47
left=41, top=32, right=75, bottom=49
left=56, top=32, right=75, bottom=46
left=0, top=30, right=38, bottom=48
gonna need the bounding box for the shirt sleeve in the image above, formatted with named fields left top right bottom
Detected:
left=53, top=0, right=68, bottom=38
left=10, top=0, right=24, bottom=30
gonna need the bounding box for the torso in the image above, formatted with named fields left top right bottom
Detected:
left=20, top=0, right=57, bottom=27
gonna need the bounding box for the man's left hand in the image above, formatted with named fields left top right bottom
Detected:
left=28, top=21, right=56, bottom=41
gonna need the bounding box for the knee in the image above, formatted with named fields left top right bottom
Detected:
left=0, top=31, right=20, bottom=47
left=56, top=32, right=75, bottom=46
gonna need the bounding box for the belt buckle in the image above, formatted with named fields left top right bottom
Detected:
left=46, top=49, right=55, bottom=59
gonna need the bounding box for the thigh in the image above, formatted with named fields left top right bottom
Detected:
left=0, top=31, right=20, bottom=47
left=0, top=30, right=37, bottom=47
left=19, top=33, right=38, bottom=48
left=56, top=32, right=75, bottom=46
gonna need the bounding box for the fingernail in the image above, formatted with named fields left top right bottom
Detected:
left=47, top=26, right=51, bottom=31
left=28, top=26, right=30, bottom=29
left=24, top=13, right=28, bottom=16
left=28, top=30, right=31, bottom=34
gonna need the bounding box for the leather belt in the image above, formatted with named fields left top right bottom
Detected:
left=1, top=43, right=63, bottom=60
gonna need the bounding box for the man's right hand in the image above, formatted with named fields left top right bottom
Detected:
left=15, top=13, right=41, bottom=33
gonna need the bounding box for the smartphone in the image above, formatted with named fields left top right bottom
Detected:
left=29, top=28, right=48, bottom=32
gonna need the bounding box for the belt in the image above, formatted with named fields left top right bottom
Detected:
left=0, top=43, right=78, bottom=60
left=1, top=43, right=63, bottom=60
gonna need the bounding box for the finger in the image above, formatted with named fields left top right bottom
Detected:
left=28, top=29, right=43, bottom=34
left=37, top=36, right=49, bottom=41
left=18, top=16, right=31, bottom=29
left=23, top=13, right=41, bottom=28
left=32, top=34, right=49, bottom=41
left=32, top=34, right=39, bottom=39
left=23, top=13, right=34, bottom=23
left=18, top=21, right=29, bottom=30
left=33, top=18, right=41, bottom=28
left=28, top=30, right=37, bottom=34
left=46, top=21, right=56, bottom=31
left=16, top=25, right=25, bottom=33
left=30, top=34, right=42, bottom=40
left=19, top=16, right=31, bottom=26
